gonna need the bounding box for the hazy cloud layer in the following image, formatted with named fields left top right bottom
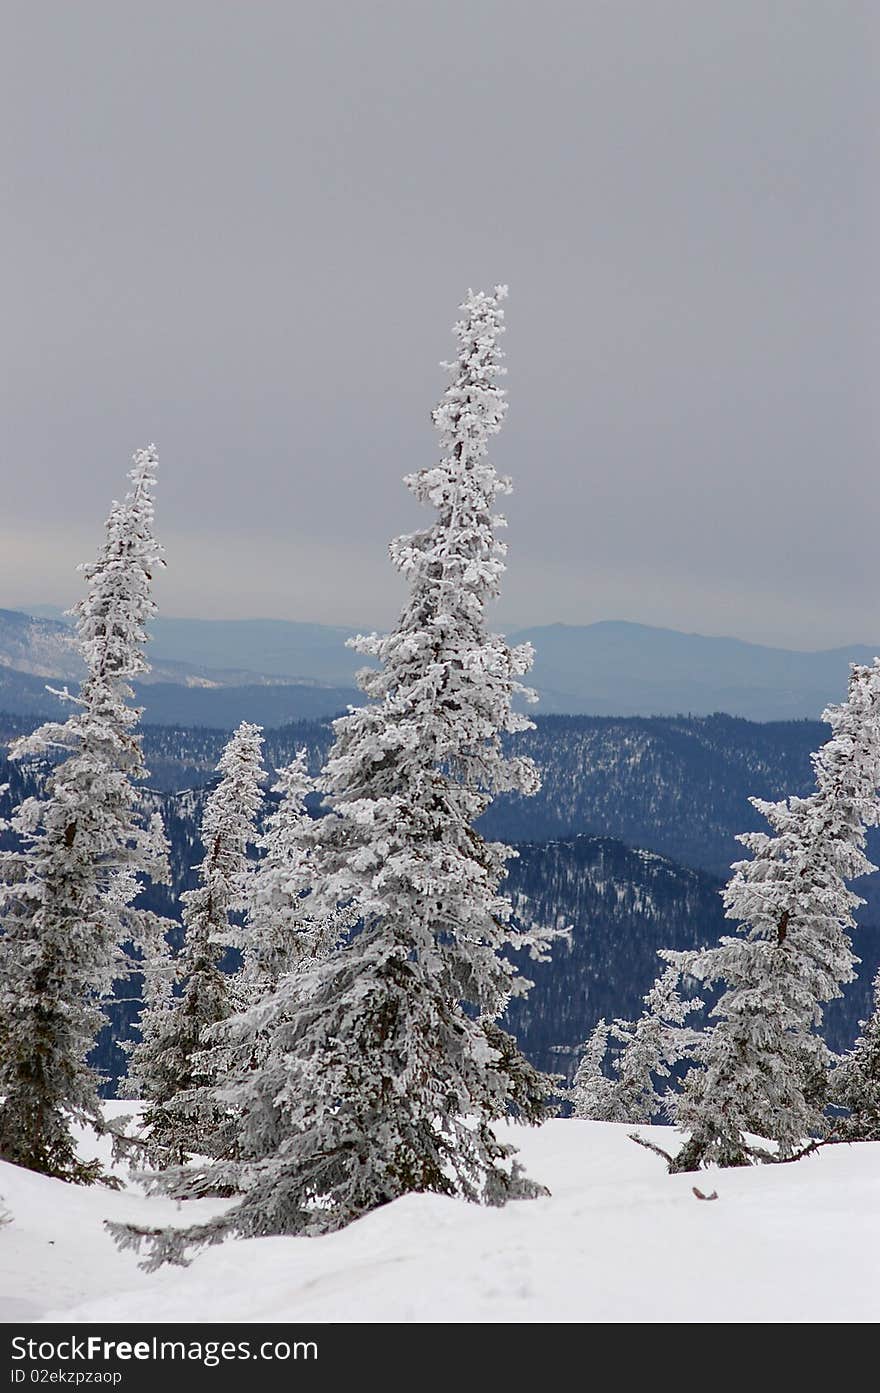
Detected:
left=1, top=2, right=876, bottom=646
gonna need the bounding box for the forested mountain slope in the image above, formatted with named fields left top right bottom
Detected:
left=3, top=709, right=876, bottom=1089
left=503, top=835, right=879, bottom=1078
left=27, top=710, right=825, bottom=877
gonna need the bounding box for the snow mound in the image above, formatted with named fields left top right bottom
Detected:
left=1, top=1117, right=878, bottom=1323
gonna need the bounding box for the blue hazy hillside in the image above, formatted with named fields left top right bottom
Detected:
left=513, top=620, right=880, bottom=720
left=18, top=606, right=361, bottom=686
left=147, top=615, right=361, bottom=686
left=12, top=608, right=880, bottom=722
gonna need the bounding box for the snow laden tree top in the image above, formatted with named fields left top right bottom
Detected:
left=230, top=750, right=333, bottom=989
left=669, top=659, right=880, bottom=1171
left=73, top=444, right=162, bottom=687
left=574, top=961, right=703, bottom=1125
left=185, top=721, right=266, bottom=929
left=325, top=285, right=543, bottom=1020
left=14, top=444, right=164, bottom=769
left=0, top=447, right=169, bottom=1182
left=111, top=286, right=556, bottom=1268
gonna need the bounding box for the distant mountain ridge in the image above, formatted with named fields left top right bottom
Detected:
left=513, top=620, right=880, bottom=720
left=0, top=608, right=360, bottom=724
left=0, top=707, right=827, bottom=879
left=9, top=608, right=880, bottom=722
left=18, top=606, right=362, bottom=687
left=0, top=665, right=360, bottom=728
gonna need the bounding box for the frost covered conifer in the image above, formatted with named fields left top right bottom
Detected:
left=132, top=723, right=265, bottom=1165
left=0, top=447, right=168, bottom=1181
left=233, top=750, right=329, bottom=990
left=153, top=895, right=357, bottom=1204
left=572, top=1019, right=617, bottom=1120
left=111, top=285, right=556, bottom=1266
left=669, top=661, right=880, bottom=1171
left=574, top=962, right=702, bottom=1124
left=830, top=967, right=880, bottom=1141
left=190, top=751, right=343, bottom=1106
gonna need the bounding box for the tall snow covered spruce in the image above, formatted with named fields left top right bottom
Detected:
left=128, top=723, right=265, bottom=1166
left=667, top=660, right=880, bottom=1171
left=0, top=447, right=169, bottom=1181
left=110, top=286, right=556, bottom=1267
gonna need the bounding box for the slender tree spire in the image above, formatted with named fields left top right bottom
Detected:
left=0, top=447, right=168, bottom=1181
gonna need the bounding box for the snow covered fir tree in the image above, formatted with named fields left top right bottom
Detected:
left=109, top=285, right=558, bottom=1267
left=573, top=962, right=703, bottom=1125
left=830, top=966, right=880, bottom=1142
left=231, top=750, right=329, bottom=994
left=133, top=749, right=355, bottom=1180
left=664, top=660, right=880, bottom=1170
left=127, top=722, right=265, bottom=1166
left=0, top=447, right=169, bottom=1182
left=192, top=749, right=362, bottom=1106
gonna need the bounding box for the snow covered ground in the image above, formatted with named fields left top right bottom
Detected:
left=2, top=1108, right=878, bottom=1323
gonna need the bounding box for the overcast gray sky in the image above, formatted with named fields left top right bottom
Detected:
left=0, top=1, right=876, bottom=647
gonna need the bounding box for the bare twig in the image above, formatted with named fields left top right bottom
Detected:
left=768, top=1138, right=824, bottom=1165
left=628, top=1131, right=674, bottom=1164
